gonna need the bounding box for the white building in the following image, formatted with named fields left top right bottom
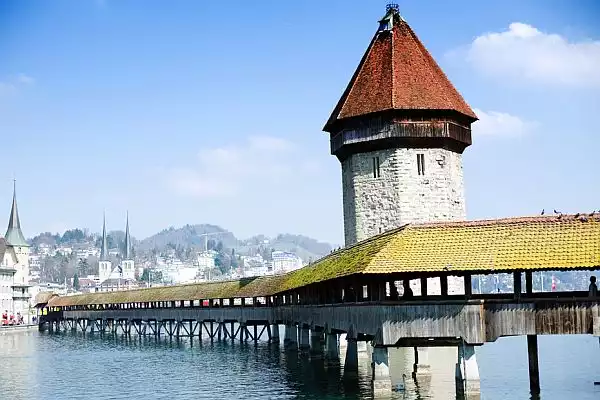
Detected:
left=272, top=251, right=303, bottom=273
left=241, top=254, right=264, bottom=269
left=0, top=182, right=31, bottom=322
left=98, top=213, right=135, bottom=283
left=197, top=250, right=216, bottom=271
left=29, top=254, right=41, bottom=270
left=38, top=243, right=54, bottom=257
left=98, top=215, right=112, bottom=283
left=56, top=246, right=73, bottom=256
left=121, top=213, right=135, bottom=280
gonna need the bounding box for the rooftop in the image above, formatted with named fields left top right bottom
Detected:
left=48, top=214, right=600, bottom=307
left=324, top=5, right=477, bottom=132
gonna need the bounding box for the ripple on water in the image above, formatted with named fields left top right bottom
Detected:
left=0, top=332, right=598, bottom=400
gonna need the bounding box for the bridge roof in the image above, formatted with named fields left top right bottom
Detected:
left=48, top=275, right=287, bottom=307
left=48, top=214, right=600, bottom=306
left=34, top=291, right=58, bottom=307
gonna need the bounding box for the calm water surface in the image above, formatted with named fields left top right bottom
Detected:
left=0, top=330, right=598, bottom=400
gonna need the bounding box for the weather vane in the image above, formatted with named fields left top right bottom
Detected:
left=386, top=3, right=399, bottom=12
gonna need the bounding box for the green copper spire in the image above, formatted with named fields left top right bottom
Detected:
left=5, top=180, right=29, bottom=247
left=100, top=213, right=109, bottom=261
left=124, top=211, right=132, bottom=260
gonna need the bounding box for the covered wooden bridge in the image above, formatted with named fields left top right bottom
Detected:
left=40, top=215, right=600, bottom=397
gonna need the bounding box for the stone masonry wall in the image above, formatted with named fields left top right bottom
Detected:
left=341, top=147, right=466, bottom=246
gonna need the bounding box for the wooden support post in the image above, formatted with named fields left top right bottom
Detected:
left=441, top=275, right=448, bottom=296
left=420, top=277, right=428, bottom=297
left=266, top=324, right=272, bottom=341
left=464, top=275, right=472, bottom=298
left=527, top=335, right=540, bottom=395
left=525, top=271, right=533, bottom=295
left=239, top=323, right=246, bottom=343
left=514, top=271, right=522, bottom=299
left=270, top=323, right=279, bottom=344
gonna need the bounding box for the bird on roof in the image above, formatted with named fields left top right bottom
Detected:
left=553, top=209, right=561, bottom=214
left=541, top=209, right=545, bottom=215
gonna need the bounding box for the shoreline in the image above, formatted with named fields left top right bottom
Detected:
left=0, top=324, right=38, bottom=334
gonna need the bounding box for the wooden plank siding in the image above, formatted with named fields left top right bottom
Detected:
left=58, top=299, right=600, bottom=346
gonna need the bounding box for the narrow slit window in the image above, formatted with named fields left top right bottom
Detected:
left=417, top=154, right=425, bottom=176
left=372, top=156, right=381, bottom=178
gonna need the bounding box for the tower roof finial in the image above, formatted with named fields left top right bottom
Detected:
left=386, top=3, right=399, bottom=13
left=5, top=179, right=28, bottom=247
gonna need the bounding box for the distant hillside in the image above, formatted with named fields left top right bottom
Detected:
left=238, top=233, right=333, bottom=262
left=28, top=224, right=334, bottom=263
left=137, top=224, right=238, bottom=252
left=137, top=225, right=333, bottom=261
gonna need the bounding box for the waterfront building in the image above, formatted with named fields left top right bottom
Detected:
left=0, top=182, right=31, bottom=321
left=323, top=5, right=477, bottom=247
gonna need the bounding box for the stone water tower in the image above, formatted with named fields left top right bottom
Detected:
left=323, top=4, right=478, bottom=246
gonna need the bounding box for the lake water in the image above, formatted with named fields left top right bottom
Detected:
left=0, top=329, right=598, bottom=400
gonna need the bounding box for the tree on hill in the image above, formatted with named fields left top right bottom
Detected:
left=61, top=229, right=87, bottom=243
left=230, top=249, right=239, bottom=269
left=78, top=258, right=90, bottom=276
left=73, top=273, right=80, bottom=291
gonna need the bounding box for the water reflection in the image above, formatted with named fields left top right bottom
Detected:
left=0, top=331, right=598, bottom=400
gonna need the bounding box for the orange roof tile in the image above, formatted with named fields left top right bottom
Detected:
left=325, top=7, right=477, bottom=132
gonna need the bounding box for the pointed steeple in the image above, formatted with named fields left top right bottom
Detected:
left=100, top=213, right=109, bottom=261
left=324, top=4, right=477, bottom=133
left=5, top=180, right=28, bottom=247
left=124, top=211, right=132, bottom=260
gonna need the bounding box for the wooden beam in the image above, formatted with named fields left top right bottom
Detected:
left=514, top=271, right=522, bottom=299
left=464, top=275, right=472, bottom=298
left=525, top=271, right=533, bottom=295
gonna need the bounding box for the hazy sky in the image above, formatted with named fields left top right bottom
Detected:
left=1, top=0, right=598, bottom=245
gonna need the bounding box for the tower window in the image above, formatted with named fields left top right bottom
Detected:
left=372, top=157, right=381, bottom=178
left=417, top=154, right=425, bottom=175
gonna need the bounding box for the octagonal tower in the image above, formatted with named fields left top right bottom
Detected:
left=324, top=5, right=478, bottom=246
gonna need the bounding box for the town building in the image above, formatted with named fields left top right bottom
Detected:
left=121, top=213, right=135, bottom=280
left=98, top=215, right=112, bottom=283
left=323, top=5, right=477, bottom=247
left=98, top=213, right=135, bottom=284
left=0, top=182, right=31, bottom=322
left=197, top=250, right=217, bottom=271
left=271, top=251, right=303, bottom=273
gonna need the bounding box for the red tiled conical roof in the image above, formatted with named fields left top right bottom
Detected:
left=324, top=7, right=477, bottom=132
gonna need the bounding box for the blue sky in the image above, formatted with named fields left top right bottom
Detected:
left=0, top=0, right=599, bottom=245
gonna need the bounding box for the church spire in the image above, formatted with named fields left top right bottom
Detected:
left=5, top=180, right=28, bottom=247
left=100, top=213, right=109, bottom=261
left=124, top=211, right=132, bottom=260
